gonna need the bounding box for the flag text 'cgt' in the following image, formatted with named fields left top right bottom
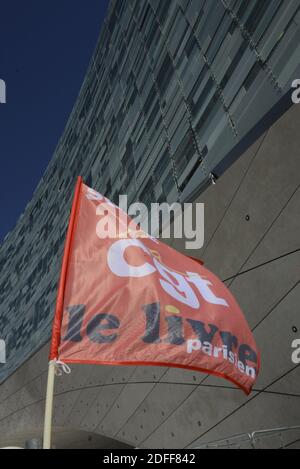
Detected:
left=50, top=178, right=260, bottom=394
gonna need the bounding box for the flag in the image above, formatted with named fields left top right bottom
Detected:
left=49, top=177, right=260, bottom=394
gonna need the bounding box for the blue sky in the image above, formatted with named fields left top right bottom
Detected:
left=0, top=0, right=109, bottom=242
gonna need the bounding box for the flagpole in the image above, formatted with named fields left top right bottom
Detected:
left=43, top=360, right=56, bottom=449
left=42, top=176, right=83, bottom=449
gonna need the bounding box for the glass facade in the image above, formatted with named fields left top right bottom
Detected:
left=1, top=0, right=300, bottom=383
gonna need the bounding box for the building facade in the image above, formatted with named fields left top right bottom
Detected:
left=0, top=0, right=300, bottom=448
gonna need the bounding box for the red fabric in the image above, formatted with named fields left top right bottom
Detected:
left=50, top=181, right=260, bottom=394
left=49, top=176, right=83, bottom=360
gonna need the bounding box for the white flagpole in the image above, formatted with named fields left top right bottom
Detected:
left=43, top=360, right=56, bottom=449
left=42, top=177, right=82, bottom=449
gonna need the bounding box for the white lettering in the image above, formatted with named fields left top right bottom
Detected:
left=153, top=258, right=200, bottom=309
left=106, top=239, right=229, bottom=310
left=292, top=79, right=300, bottom=104
left=291, top=339, right=300, bottom=364
left=0, top=79, right=6, bottom=104
left=187, top=272, right=229, bottom=307
left=184, top=203, right=204, bottom=249
left=187, top=339, right=202, bottom=353
left=0, top=340, right=6, bottom=364
left=186, top=339, right=256, bottom=378
left=107, top=239, right=156, bottom=278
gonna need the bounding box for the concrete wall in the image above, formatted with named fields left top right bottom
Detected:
left=0, top=103, right=299, bottom=449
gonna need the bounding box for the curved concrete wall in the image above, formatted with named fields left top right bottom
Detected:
left=1, top=104, right=300, bottom=448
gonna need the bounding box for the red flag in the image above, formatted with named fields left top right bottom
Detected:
left=50, top=177, right=260, bottom=394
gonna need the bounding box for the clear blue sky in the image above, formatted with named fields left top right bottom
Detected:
left=0, top=0, right=109, bottom=242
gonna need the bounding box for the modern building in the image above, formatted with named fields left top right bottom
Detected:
left=0, top=0, right=300, bottom=448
